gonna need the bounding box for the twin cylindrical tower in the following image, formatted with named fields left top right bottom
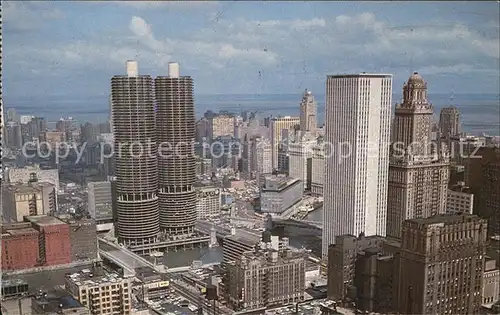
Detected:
left=111, top=60, right=197, bottom=246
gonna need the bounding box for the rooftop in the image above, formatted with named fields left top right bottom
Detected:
left=25, top=215, right=66, bottom=227
left=32, top=290, right=85, bottom=313
left=66, top=269, right=127, bottom=287
left=408, top=213, right=482, bottom=226
left=327, top=73, right=392, bottom=78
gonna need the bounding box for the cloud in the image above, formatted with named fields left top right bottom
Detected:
left=2, top=1, right=65, bottom=31
left=4, top=10, right=499, bottom=95
left=103, top=1, right=217, bottom=9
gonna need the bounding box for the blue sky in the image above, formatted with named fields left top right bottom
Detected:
left=3, top=1, right=499, bottom=99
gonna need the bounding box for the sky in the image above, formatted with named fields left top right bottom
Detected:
left=3, top=1, right=500, bottom=100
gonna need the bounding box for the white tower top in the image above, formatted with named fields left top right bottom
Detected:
left=126, top=60, right=138, bottom=77
left=168, top=62, right=180, bottom=78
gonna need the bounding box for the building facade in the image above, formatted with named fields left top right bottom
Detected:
left=65, top=268, right=131, bottom=315
left=311, top=140, right=325, bottom=196
left=155, top=63, right=197, bottom=236
left=288, top=133, right=316, bottom=191
left=270, top=116, right=300, bottom=169
left=439, top=106, right=461, bottom=143
left=322, top=74, right=392, bottom=259
left=251, top=136, right=272, bottom=180
left=226, top=238, right=306, bottom=311
left=87, top=181, right=113, bottom=223
left=299, top=89, right=317, bottom=132
left=111, top=60, right=159, bottom=246
left=260, top=175, right=303, bottom=214
left=195, top=186, right=221, bottom=219
left=387, top=72, right=449, bottom=239
left=446, top=181, right=474, bottom=214
left=210, top=114, right=235, bottom=140
left=393, top=214, right=487, bottom=314
left=2, top=183, right=56, bottom=222
left=7, top=166, right=60, bottom=191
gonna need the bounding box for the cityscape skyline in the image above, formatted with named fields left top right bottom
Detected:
left=2, top=1, right=499, bottom=100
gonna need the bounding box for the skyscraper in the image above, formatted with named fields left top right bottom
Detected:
left=393, top=214, right=487, bottom=314
left=386, top=72, right=449, bottom=239
left=270, top=116, right=300, bottom=169
left=111, top=60, right=159, bottom=246
left=439, top=106, right=461, bottom=141
left=155, top=62, right=197, bottom=236
left=299, top=89, right=317, bottom=132
left=322, top=74, right=392, bottom=259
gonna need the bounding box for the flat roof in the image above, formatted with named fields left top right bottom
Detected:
left=66, top=269, right=126, bottom=287
left=25, top=215, right=65, bottom=226
left=409, top=214, right=480, bottom=225
left=327, top=73, right=393, bottom=78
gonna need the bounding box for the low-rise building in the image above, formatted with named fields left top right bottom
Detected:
left=196, top=186, right=221, bottom=219
left=260, top=175, right=303, bottom=214
left=226, top=236, right=307, bottom=311
left=65, top=265, right=132, bottom=315
left=133, top=267, right=170, bottom=300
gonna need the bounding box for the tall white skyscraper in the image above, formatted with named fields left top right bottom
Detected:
left=322, top=74, right=392, bottom=259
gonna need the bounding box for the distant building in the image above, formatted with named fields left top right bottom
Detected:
left=210, top=114, right=235, bottom=140
left=310, top=140, right=325, bottom=196
left=65, top=267, right=132, bottom=315
left=195, top=186, right=221, bottom=219
left=87, top=181, right=113, bottom=229
left=7, top=165, right=60, bottom=191
left=251, top=136, right=272, bottom=180
left=226, top=236, right=307, bottom=311
left=299, top=89, right=318, bottom=132
left=393, top=214, right=487, bottom=314
left=288, top=133, right=316, bottom=191
left=31, top=290, right=90, bottom=315
left=439, top=106, right=461, bottom=142
left=2, top=182, right=56, bottom=222
left=270, top=116, right=300, bottom=169
left=446, top=181, right=474, bottom=214
left=260, top=175, right=303, bottom=214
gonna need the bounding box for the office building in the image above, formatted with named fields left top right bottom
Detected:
left=155, top=62, right=197, bottom=236
left=439, top=106, right=461, bottom=142
left=87, top=181, right=113, bottom=229
left=446, top=181, right=474, bottom=214
left=251, top=136, right=272, bottom=179
left=387, top=72, right=449, bottom=239
left=322, top=74, right=392, bottom=258
left=195, top=186, right=221, bottom=219
left=311, top=139, right=325, bottom=196
left=393, top=214, right=487, bottom=314
left=288, top=133, right=316, bottom=191
left=226, top=236, right=307, bottom=311
left=2, top=182, right=56, bottom=222
left=134, top=267, right=170, bottom=300
left=1, top=0, right=3, bottom=182
left=270, top=116, right=300, bottom=169
left=210, top=114, right=235, bottom=140
left=111, top=60, right=159, bottom=246
left=31, top=290, right=90, bottom=315
left=300, top=89, right=317, bottom=132
left=482, top=258, right=500, bottom=307
left=464, top=147, right=500, bottom=236
left=56, top=214, right=98, bottom=263
left=2, top=216, right=71, bottom=271
left=65, top=268, right=131, bottom=315
left=327, top=234, right=386, bottom=302
left=260, top=175, right=303, bottom=214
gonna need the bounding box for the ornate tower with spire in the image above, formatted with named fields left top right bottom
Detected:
left=386, top=72, right=450, bottom=239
